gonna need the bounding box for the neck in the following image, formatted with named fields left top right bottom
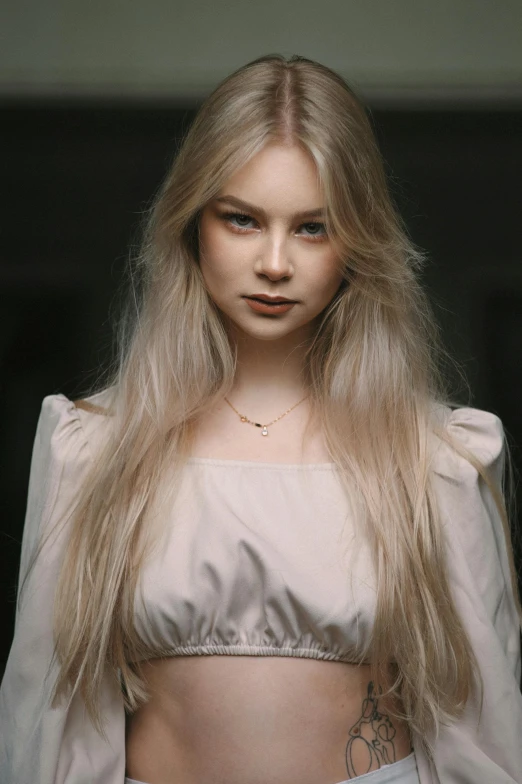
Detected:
left=226, top=323, right=314, bottom=414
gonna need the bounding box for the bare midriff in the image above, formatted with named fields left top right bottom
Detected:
left=125, top=656, right=413, bottom=784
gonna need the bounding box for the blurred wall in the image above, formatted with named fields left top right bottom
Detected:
left=1, top=0, right=522, bottom=104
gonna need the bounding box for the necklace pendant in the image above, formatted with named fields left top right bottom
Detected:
left=261, top=426, right=268, bottom=436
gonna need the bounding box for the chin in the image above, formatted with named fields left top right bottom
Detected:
left=237, top=323, right=293, bottom=340
left=241, top=319, right=315, bottom=344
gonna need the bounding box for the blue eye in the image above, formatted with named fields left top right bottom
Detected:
left=224, top=212, right=254, bottom=229
left=221, top=212, right=327, bottom=241
left=299, top=222, right=327, bottom=238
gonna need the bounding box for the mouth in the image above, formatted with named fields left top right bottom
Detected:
left=244, top=295, right=297, bottom=304
left=243, top=296, right=298, bottom=314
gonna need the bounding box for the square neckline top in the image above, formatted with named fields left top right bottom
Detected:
left=2, top=391, right=522, bottom=784
left=185, top=456, right=338, bottom=469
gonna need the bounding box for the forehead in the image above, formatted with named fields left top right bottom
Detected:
left=218, top=143, right=324, bottom=212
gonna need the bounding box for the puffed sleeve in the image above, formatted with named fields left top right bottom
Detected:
left=0, top=394, right=126, bottom=784
left=415, top=406, right=522, bottom=784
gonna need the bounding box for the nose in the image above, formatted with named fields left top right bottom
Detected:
left=254, top=233, right=293, bottom=281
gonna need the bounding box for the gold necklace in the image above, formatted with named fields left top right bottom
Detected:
left=224, top=395, right=309, bottom=437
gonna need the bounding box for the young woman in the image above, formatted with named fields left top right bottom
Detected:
left=1, top=54, right=521, bottom=784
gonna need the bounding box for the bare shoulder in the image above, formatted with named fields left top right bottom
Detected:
left=71, top=388, right=115, bottom=453
left=73, top=399, right=111, bottom=416
left=73, top=386, right=115, bottom=417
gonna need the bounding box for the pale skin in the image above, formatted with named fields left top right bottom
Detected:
left=190, top=141, right=345, bottom=462
left=198, top=141, right=343, bottom=416
left=125, top=142, right=413, bottom=782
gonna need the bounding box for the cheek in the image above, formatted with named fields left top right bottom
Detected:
left=308, top=254, right=344, bottom=298
left=200, top=220, right=235, bottom=276
left=198, top=215, right=216, bottom=266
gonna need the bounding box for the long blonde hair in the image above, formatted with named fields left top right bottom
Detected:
left=22, top=54, right=521, bottom=760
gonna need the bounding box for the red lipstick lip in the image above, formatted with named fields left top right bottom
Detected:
left=245, top=294, right=297, bottom=303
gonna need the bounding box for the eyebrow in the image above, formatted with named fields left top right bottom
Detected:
left=214, top=195, right=326, bottom=220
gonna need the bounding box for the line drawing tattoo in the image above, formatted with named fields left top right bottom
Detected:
left=344, top=680, right=397, bottom=777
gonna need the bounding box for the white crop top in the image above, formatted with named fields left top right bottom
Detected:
left=134, top=454, right=374, bottom=666
left=1, top=391, right=521, bottom=784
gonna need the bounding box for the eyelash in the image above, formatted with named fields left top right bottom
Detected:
left=220, top=212, right=327, bottom=241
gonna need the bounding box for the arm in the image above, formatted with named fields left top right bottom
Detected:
left=0, top=394, right=125, bottom=784
left=424, top=406, right=522, bottom=783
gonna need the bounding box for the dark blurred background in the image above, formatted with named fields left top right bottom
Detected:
left=1, top=2, right=522, bottom=677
